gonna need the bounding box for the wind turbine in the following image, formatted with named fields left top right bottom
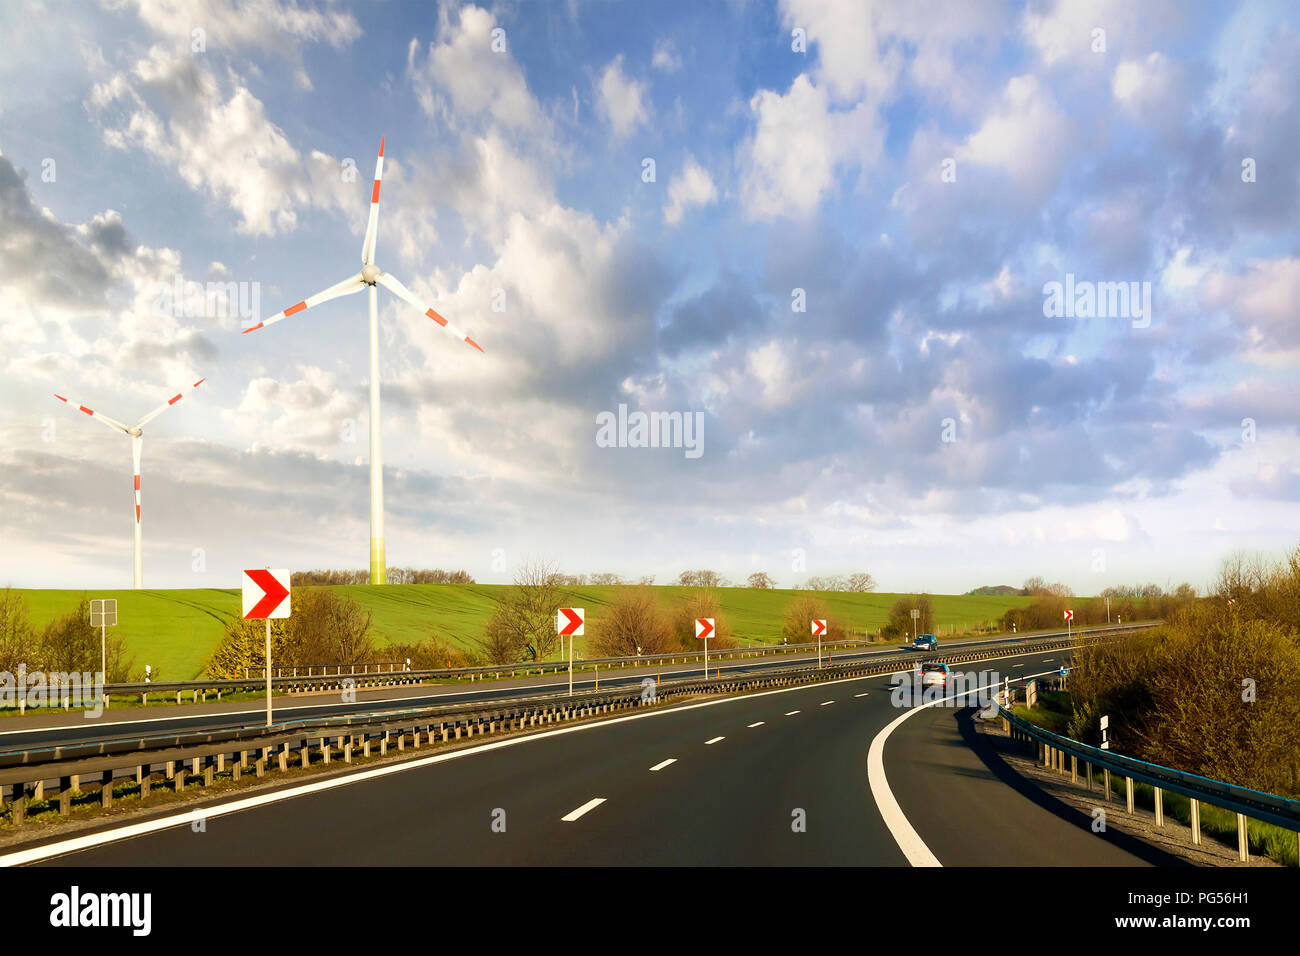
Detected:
left=242, top=136, right=483, bottom=586
left=53, top=378, right=206, bottom=589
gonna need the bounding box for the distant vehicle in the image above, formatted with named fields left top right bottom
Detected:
left=911, top=634, right=938, bottom=651
left=919, top=661, right=950, bottom=687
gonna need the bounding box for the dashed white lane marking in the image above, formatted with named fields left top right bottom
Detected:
left=821, top=700, right=835, bottom=706
left=785, top=710, right=800, bottom=716
left=854, top=693, right=869, bottom=698
left=1043, top=658, right=1055, bottom=662
left=705, top=736, right=725, bottom=745
left=747, top=721, right=765, bottom=728
left=649, top=758, right=677, bottom=772
left=562, top=798, right=607, bottom=822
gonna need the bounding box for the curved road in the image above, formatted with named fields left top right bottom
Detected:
left=3, top=644, right=1179, bottom=866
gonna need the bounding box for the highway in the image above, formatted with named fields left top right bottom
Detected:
left=6, top=643, right=1179, bottom=866
left=0, top=632, right=1056, bottom=753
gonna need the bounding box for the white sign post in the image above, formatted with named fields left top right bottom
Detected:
left=89, top=599, right=117, bottom=684
left=910, top=608, right=920, bottom=643
left=558, top=608, right=584, bottom=696
left=811, top=619, right=827, bottom=668
left=1100, top=713, right=1110, bottom=750
left=242, top=568, right=291, bottom=726
left=695, top=618, right=715, bottom=678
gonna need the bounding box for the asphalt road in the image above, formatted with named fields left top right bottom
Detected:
left=0, top=633, right=1042, bottom=753
left=13, top=644, right=1164, bottom=866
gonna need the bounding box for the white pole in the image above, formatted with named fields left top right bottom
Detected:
left=367, top=282, right=385, bottom=585
left=703, top=636, right=708, bottom=679
left=818, top=632, right=822, bottom=669
left=100, top=623, right=106, bottom=680
left=568, top=634, right=573, bottom=697
left=131, top=435, right=143, bottom=589
left=265, top=617, right=273, bottom=726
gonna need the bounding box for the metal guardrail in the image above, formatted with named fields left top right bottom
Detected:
left=0, top=626, right=1141, bottom=826
left=998, top=704, right=1300, bottom=860
left=53, top=621, right=1159, bottom=706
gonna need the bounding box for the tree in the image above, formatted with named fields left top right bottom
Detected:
left=0, top=588, right=37, bottom=675
left=780, top=595, right=846, bottom=644
left=670, top=591, right=735, bottom=650
left=484, top=560, right=568, bottom=662
left=205, top=590, right=373, bottom=678
left=847, top=572, right=877, bottom=592
left=588, top=588, right=674, bottom=657
left=478, top=604, right=526, bottom=664
left=678, top=570, right=722, bottom=587
left=747, top=572, right=775, bottom=589
left=37, top=598, right=134, bottom=681
left=881, top=594, right=934, bottom=641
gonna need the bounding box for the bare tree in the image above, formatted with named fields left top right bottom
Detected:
left=489, top=560, right=568, bottom=662
left=747, top=571, right=775, bottom=589
left=588, top=588, right=674, bottom=657
left=848, top=572, right=877, bottom=592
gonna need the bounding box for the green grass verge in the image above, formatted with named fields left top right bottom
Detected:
left=9, top=585, right=1035, bottom=680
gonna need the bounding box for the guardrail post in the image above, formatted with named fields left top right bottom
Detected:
left=1103, top=769, right=1112, bottom=802
left=11, top=786, right=25, bottom=826
left=1085, top=762, right=1093, bottom=792
left=1125, top=776, right=1134, bottom=813
left=344, top=740, right=352, bottom=764
left=1153, top=787, right=1163, bottom=826
left=1070, top=755, right=1078, bottom=785
left=1190, top=798, right=1201, bottom=845
left=1236, top=814, right=1249, bottom=862
left=174, top=764, right=185, bottom=792
left=278, top=747, right=287, bottom=772
left=100, top=771, right=113, bottom=808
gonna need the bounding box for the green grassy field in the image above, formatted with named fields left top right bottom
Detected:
left=11, top=585, right=1036, bottom=680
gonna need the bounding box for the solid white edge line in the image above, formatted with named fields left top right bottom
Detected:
left=561, top=797, right=606, bottom=821
left=866, top=664, right=1062, bottom=868
left=1, top=648, right=1073, bottom=866
left=649, top=758, right=677, bottom=772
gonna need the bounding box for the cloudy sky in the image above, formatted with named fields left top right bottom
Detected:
left=0, top=0, right=1296, bottom=593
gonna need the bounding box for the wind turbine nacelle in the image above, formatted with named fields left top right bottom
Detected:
left=361, top=265, right=382, bottom=285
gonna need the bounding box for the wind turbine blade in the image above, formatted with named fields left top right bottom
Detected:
left=53, top=394, right=130, bottom=434
left=242, top=272, right=366, bottom=333
left=376, top=272, right=484, bottom=353
left=361, top=136, right=384, bottom=265
left=135, top=377, right=207, bottom=428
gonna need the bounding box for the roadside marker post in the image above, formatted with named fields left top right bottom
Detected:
left=910, top=608, right=919, bottom=643
left=89, top=599, right=118, bottom=688
left=1064, top=607, right=1074, bottom=640
left=242, top=568, right=291, bottom=726
left=811, top=619, right=827, bottom=667
left=695, top=618, right=715, bottom=678
left=558, top=608, right=584, bottom=697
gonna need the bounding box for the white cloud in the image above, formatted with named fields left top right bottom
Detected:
left=664, top=155, right=717, bottom=225
left=407, top=4, right=544, bottom=133
left=88, top=45, right=359, bottom=236
left=651, top=37, right=682, bottom=72
left=1200, top=257, right=1300, bottom=350
left=956, top=74, right=1070, bottom=200
left=595, top=55, right=648, bottom=139
left=739, top=74, right=882, bottom=220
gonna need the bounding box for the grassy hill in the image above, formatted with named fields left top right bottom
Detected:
left=12, top=585, right=1037, bottom=680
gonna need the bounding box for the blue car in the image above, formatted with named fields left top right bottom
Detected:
left=911, top=634, right=938, bottom=651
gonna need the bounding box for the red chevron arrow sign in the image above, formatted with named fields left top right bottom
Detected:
left=242, top=568, right=291, bottom=620
left=811, top=619, right=827, bottom=637
left=1063, top=609, right=1074, bottom=622
left=695, top=617, right=714, bottom=640
left=557, top=607, right=584, bottom=636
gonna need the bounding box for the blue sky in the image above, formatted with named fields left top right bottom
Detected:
left=0, top=0, right=1296, bottom=593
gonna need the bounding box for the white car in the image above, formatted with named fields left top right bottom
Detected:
left=919, top=662, right=950, bottom=687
